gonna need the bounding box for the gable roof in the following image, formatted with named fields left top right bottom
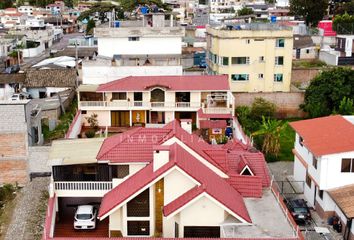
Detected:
left=96, top=75, right=230, bottom=92
left=97, top=120, right=270, bottom=196
left=289, top=115, right=354, bottom=156
left=24, top=69, right=77, bottom=88
left=98, top=143, right=251, bottom=223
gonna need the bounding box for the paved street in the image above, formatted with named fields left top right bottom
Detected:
left=21, top=32, right=84, bottom=69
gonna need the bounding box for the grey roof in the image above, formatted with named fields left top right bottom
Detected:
left=53, top=47, right=98, bottom=58
left=24, top=69, right=77, bottom=88
left=293, top=35, right=314, bottom=49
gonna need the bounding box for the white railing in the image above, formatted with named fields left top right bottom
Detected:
left=80, top=101, right=106, bottom=107
left=80, top=101, right=202, bottom=109
left=54, top=181, right=112, bottom=191
left=151, top=102, right=165, bottom=108
left=203, top=107, right=233, bottom=114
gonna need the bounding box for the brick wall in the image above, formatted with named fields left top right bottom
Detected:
left=291, top=68, right=321, bottom=84
left=234, top=92, right=306, bottom=118
left=0, top=133, right=28, bottom=185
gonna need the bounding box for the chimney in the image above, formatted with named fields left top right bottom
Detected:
left=153, top=145, right=170, bottom=172
left=180, top=119, right=192, bottom=134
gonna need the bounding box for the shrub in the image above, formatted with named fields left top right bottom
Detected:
left=250, top=98, right=276, bottom=121
left=85, top=130, right=95, bottom=138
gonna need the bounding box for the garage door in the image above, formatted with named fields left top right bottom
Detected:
left=184, top=226, right=220, bottom=238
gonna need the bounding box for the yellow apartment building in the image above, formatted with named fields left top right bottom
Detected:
left=206, top=24, right=293, bottom=92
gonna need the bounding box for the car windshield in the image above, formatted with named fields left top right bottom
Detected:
left=294, top=207, right=307, bottom=213
left=76, top=214, right=92, bottom=220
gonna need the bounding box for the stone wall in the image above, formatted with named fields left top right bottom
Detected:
left=234, top=92, right=306, bottom=118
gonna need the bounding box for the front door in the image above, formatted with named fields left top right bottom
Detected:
left=296, top=49, right=301, bottom=59
left=111, top=111, right=130, bottom=127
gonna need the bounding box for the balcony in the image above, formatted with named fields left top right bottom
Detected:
left=203, top=107, right=233, bottom=114
left=79, top=101, right=202, bottom=110
left=54, top=181, right=112, bottom=197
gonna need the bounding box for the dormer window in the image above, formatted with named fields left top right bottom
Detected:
left=240, top=165, right=254, bottom=176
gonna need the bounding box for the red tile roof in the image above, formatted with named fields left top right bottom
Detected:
left=199, top=120, right=227, bottom=129
left=98, top=143, right=252, bottom=223
left=197, top=108, right=232, bottom=119
left=96, top=75, right=230, bottom=92
left=97, top=120, right=270, bottom=197
left=97, top=127, right=172, bottom=163
left=289, top=115, right=354, bottom=156
left=163, top=186, right=204, bottom=216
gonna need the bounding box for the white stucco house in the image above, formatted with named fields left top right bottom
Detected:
left=290, top=115, right=354, bottom=240
left=82, top=14, right=185, bottom=85
left=45, top=120, right=300, bottom=239
left=77, top=75, right=235, bottom=138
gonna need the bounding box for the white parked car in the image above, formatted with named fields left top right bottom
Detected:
left=10, top=92, right=32, bottom=101
left=74, top=205, right=97, bottom=230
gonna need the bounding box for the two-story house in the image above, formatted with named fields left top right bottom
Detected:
left=290, top=115, right=354, bottom=240
left=78, top=75, right=235, bottom=133
left=45, top=120, right=299, bottom=239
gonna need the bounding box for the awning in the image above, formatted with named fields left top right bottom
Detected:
left=48, top=138, right=104, bottom=166
left=200, top=120, right=227, bottom=129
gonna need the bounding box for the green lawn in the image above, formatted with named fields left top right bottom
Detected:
left=277, top=122, right=296, bottom=161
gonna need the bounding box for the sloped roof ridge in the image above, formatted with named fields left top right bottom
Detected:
left=96, top=127, right=143, bottom=159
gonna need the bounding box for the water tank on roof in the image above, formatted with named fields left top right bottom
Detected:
left=141, top=6, right=149, bottom=14
left=271, top=15, right=277, bottom=23
left=114, top=21, right=120, bottom=28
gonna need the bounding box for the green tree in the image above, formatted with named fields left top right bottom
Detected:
left=333, top=13, right=354, bottom=34
left=337, top=97, right=354, bottom=115
left=237, top=7, right=254, bottom=16
left=28, top=0, right=54, bottom=7
left=301, top=67, right=354, bottom=118
left=119, top=0, right=166, bottom=12
left=251, top=116, right=285, bottom=157
left=290, top=0, right=327, bottom=27
left=77, top=3, right=125, bottom=22
left=0, top=0, right=13, bottom=9
left=86, top=19, right=96, bottom=35
left=250, top=97, right=276, bottom=121
left=334, top=0, right=354, bottom=15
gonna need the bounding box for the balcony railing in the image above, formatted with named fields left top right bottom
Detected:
left=203, top=107, right=233, bottom=114
left=54, top=181, right=112, bottom=191
left=79, top=101, right=202, bottom=109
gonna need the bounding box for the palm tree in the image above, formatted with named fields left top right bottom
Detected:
left=251, top=116, right=285, bottom=157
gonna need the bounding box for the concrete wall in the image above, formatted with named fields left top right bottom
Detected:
left=98, top=37, right=182, bottom=58
left=319, top=51, right=338, bottom=66
left=28, top=146, right=51, bottom=174
left=22, top=43, right=45, bottom=58
left=292, top=47, right=317, bottom=60
left=164, top=169, right=196, bottom=205
left=291, top=68, right=321, bottom=84
left=0, top=84, right=15, bottom=100
left=319, top=151, right=354, bottom=190
left=234, top=92, right=305, bottom=118
left=179, top=196, right=225, bottom=236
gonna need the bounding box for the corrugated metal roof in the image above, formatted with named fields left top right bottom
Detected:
left=49, top=138, right=104, bottom=166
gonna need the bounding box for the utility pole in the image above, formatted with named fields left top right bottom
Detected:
left=75, top=39, right=79, bottom=87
